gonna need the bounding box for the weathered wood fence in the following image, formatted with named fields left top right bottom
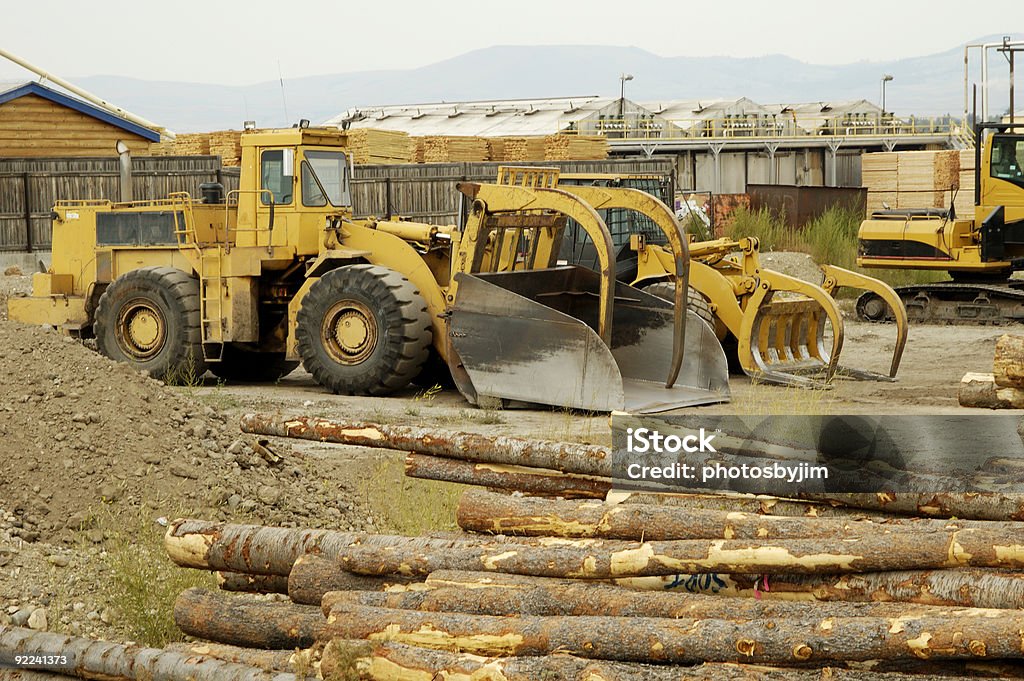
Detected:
left=0, top=157, right=673, bottom=252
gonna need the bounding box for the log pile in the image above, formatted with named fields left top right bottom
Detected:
left=140, top=413, right=1024, bottom=679
left=862, top=149, right=971, bottom=214
left=340, top=129, right=413, bottom=165
left=209, top=130, right=243, bottom=166
left=960, top=334, right=1024, bottom=408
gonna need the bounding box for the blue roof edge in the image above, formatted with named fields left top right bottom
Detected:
left=0, top=82, right=161, bottom=143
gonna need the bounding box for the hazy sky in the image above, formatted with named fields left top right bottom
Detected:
left=0, top=0, right=1020, bottom=85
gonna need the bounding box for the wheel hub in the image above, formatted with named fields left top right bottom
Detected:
left=116, top=299, right=166, bottom=360
left=323, top=300, right=377, bottom=365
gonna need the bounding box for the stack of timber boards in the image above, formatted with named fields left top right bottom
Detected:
left=543, top=134, right=609, bottom=161
left=129, top=412, right=1024, bottom=681
left=862, top=149, right=972, bottom=214
left=342, top=129, right=414, bottom=165
left=416, top=135, right=490, bottom=162
left=208, top=130, right=243, bottom=166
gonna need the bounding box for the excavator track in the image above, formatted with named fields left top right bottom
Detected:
left=857, top=282, right=1024, bottom=324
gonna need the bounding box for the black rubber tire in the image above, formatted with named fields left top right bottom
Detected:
left=643, top=281, right=716, bottom=328
left=94, top=266, right=207, bottom=381
left=295, top=264, right=432, bottom=396
left=209, top=344, right=299, bottom=383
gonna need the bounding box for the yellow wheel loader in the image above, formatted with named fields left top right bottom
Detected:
left=857, top=123, right=1024, bottom=323
left=547, top=172, right=908, bottom=388
left=7, top=128, right=729, bottom=413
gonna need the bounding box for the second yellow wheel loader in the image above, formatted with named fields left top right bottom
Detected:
left=550, top=172, right=909, bottom=388
left=7, top=128, right=729, bottom=413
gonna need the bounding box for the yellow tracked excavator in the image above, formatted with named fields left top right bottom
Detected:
left=7, top=128, right=729, bottom=413
left=549, top=171, right=909, bottom=388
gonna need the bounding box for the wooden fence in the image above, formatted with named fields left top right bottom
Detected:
left=0, top=157, right=672, bottom=252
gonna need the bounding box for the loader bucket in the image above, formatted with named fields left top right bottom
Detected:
left=446, top=266, right=730, bottom=413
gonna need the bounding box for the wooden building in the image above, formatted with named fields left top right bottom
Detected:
left=0, top=81, right=159, bottom=157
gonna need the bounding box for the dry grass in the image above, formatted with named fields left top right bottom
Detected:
left=359, top=455, right=464, bottom=535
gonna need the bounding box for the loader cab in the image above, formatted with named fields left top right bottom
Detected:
left=976, top=125, right=1024, bottom=262
left=237, top=128, right=352, bottom=256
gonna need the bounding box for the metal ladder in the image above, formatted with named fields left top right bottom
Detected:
left=170, top=192, right=225, bottom=361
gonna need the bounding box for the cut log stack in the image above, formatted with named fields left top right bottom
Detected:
left=960, top=333, right=1024, bottom=408
left=121, top=413, right=1024, bottom=680
left=862, top=149, right=971, bottom=214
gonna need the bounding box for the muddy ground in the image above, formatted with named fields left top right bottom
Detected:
left=0, top=260, right=1019, bottom=646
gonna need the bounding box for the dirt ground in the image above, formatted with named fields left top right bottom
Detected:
left=0, top=259, right=1019, bottom=646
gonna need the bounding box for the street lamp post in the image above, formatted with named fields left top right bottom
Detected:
left=880, top=74, right=894, bottom=119
left=619, top=73, right=633, bottom=132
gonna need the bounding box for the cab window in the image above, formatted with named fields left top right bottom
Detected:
left=990, top=136, right=1024, bottom=188
left=302, top=150, right=351, bottom=207
left=261, top=149, right=294, bottom=205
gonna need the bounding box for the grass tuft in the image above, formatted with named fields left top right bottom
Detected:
left=359, top=455, right=463, bottom=535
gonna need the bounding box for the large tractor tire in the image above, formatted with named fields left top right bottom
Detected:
left=94, top=266, right=207, bottom=381
left=643, top=281, right=716, bottom=328
left=209, top=344, right=299, bottom=383
left=295, top=264, right=432, bottom=396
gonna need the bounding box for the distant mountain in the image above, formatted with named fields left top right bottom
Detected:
left=74, top=36, right=1021, bottom=132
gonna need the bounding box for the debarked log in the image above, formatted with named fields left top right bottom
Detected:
left=239, top=413, right=612, bottom=476
left=959, top=372, right=1024, bottom=409
left=404, top=453, right=612, bottom=498
left=318, top=639, right=1024, bottom=681
left=172, top=588, right=325, bottom=650
left=218, top=572, right=290, bottom=595
left=793, top=493, right=1024, bottom=521
left=323, top=603, right=1024, bottom=663
left=425, top=567, right=1024, bottom=609
left=0, top=625, right=301, bottom=680
left=288, top=554, right=420, bottom=606
left=456, top=488, right=999, bottom=541
left=337, top=528, right=1024, bottom=578
left=617, top=492, right=890, bottom=519
left=162, top=642, right=308, bottom=674
left=321, top=580, right=1014, bottom=622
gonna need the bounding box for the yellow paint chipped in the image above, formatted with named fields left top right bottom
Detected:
left=906, top=632, right=933, bottom=659
left=481, top=551, right=519, bottom=570
left=609, top=544, right=655, bottom=575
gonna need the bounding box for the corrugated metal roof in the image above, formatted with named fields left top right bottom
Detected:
left=325, top=96, right=626, bottom=137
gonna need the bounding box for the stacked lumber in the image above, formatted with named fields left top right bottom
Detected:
left=960, top=333, right=1024, bottom=408
left=486, top=136, right=545, bottom=162
left=144, top=413, right=1024, bottom=679
left=543, top=133, right=608, bottom=161
left=862, top=150, right=974, bottom=214
left=415, top=135, right=489, bottom=162
left=170, top=132, right=211, bottom=156
left=342, top=129, right=413, bottom=165
left=209, top=130, right=243, bottom=166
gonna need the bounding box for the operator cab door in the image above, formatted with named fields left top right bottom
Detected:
left=257, top=147, right=296, bottom=247
left=982, top=134, right=1024, bottom=252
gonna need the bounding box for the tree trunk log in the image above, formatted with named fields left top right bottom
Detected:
left=162, top=642, right=307, bottom=673
left=323, top=603, right=1024, bottom=663
left=457, top=488, right=999, bottom=541
left=425, top=567, right=1024, bottom=609
left=239, top=413, right=612, bottom=476
left=793, top=493, right=1024, bottom=521
left=338, top=529, right=1024, bottom=578
left=318, top=639, right=1024, bottom=681
left=405, top=453, right=611, bottom=498
left=172, top=588, right=325, bottom=650
left=287, top=554, right=420, bottom=605
left=618, top=493, right=890, bottom=519
left=218, top=572, right=290, bottom=595
left=959, top=372, right=1024, bottom=408
left=321, top=580, right=1016, bottom=622
left=0, top=625, right=300, bottom=680
left=994, top=335, right=1024, bottom=388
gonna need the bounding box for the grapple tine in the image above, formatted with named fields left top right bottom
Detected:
left=820, top=265, right=908, bottom=381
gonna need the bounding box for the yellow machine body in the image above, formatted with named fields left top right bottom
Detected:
left=8, top=132, right=729, bottom=412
